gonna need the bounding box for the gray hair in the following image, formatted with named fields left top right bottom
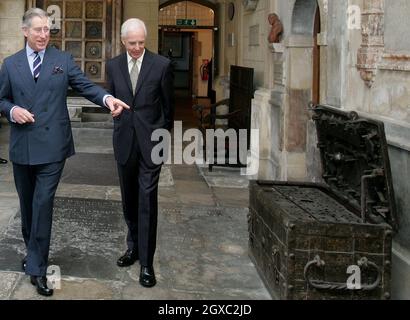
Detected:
left=22, top=8, right=50, bottom=28
left=121, top=18, right=147, bottom=38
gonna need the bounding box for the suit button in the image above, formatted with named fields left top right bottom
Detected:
left=45, top=127, right=49, bottom=131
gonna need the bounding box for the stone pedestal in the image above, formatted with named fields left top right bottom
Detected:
left=249, top=89, right=280, bottom=180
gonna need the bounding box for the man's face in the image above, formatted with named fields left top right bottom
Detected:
left=23, top=16, right=50, bottom=52
left=122, top=28, right=146, bottom=60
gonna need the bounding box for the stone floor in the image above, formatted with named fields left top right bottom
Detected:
left=0, top=119, right=271, bottom=300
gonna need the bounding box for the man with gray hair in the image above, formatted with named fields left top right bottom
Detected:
left=0, top=8, right=130, bottom=296
left=106, top=18, right=174, bottom=288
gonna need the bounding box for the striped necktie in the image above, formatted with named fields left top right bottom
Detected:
left=33, top=51, right=42, bottom=81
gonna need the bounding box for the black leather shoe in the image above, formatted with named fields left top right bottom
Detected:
left=117, top=249, right=139, bottom=267
left=22, top=256, right=27, bottom=272
left=30, top=276, right=53, bottom=296
left=139, top=266, right=156, bottom=287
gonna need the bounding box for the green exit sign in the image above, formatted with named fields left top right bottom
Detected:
left=176, top=19, right=197, bottom=26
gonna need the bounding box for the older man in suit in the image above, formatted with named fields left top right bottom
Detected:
left=106, top=18, right=174, bottom=288
left=0, top=8, right=129, bottom=296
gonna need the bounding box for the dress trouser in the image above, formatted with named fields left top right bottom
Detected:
left=13, top=160, right=65, bottom=276
left=117, top=128, right=162, bottom=267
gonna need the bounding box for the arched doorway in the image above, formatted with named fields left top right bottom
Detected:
left=158, top=0, right=218, bottom=128
left=290, top=0, right=321, bottom=105
left=285, top=0, right=322, bottom=180
left=312, top=8, right=321, bottom=104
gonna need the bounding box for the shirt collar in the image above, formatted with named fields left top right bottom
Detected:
left=26, top=43, right=46, bottom=58
left=126, top=49, right=145, bottom=65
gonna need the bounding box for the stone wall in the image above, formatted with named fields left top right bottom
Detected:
left=123, top=0, right=159, bottom=53
left=241, top=0, right=270, bottom=89
left=0, top=0, right=25, bottom=65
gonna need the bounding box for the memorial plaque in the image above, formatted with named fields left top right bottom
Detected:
left=86, top=62, right=102, bottom=78
left=65, top=41, right=82, bottom=58
left=249, top=25, right=259, bottom=46
left=86, top=22, right=103, bottom=39
left=66, top=1, right=82, bottom=18
left=86, top=1, right=103, bottom=19
left=66, top=21, right=82, bottom=38
left=86, top=42, right=102, bottom=59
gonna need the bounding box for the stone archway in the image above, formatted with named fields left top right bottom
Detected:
left=158, top=0, right=218, bottom=99
left=291, top=0, right=319, bottom=35
left=159, top=0, right=216, bottom=12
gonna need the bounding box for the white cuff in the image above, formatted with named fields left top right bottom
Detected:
left=103, top=94, right=113, bottom=109
left=10, top=106, right=18, bottom=123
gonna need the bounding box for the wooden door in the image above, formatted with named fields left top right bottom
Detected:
left=312, top=7, right=321, bottom=104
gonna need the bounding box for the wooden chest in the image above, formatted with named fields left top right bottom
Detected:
left=248, top=105, right=398, bottom=300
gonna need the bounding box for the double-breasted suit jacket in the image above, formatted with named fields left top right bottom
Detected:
left=0, top=46, right=107, bottom=165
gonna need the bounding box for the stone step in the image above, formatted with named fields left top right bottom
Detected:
left=67, top=97, right=112, bottom=125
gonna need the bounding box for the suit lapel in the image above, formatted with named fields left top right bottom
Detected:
left=14, top=49, right=35, bottom=102
left=134, top=50, right=154, bottom=97
left=119, top=53, right=134, bottom=96
left=35, top=47, right=57, bottom=90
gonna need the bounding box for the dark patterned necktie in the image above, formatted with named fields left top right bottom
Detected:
left=33, top=51, right=41, bottom=81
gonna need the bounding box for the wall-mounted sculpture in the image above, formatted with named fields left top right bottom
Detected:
left=267, top=13, right=283, bottom=43
left=356, top=0, right=385, bottom=88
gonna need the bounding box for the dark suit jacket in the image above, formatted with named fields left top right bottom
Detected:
left=106, top=50, right=174, bottom=165
left=0, top=46, right=108, bottom=165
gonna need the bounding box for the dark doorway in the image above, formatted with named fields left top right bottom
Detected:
left=158, top=0, right=217, bottom=128
left=159, top=31, right=196, bottom=129
left=160, top=31, right=194, bottom=95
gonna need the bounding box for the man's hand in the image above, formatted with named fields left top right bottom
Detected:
left=12, top=106, right=35, bottom=124
left=106, top=96, right=131, bottom=117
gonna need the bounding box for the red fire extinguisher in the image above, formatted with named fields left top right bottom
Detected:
left=200, top=59, right=209, bottom=81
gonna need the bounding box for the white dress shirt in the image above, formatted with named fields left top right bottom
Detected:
left=26, top=44, right=45, bottom=76
left=127, top=49, right=145, bottom=75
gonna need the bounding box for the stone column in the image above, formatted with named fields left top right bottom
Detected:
left=250, top=88, right=281, bottom=180
left=0, top=0, right=26, bottom=64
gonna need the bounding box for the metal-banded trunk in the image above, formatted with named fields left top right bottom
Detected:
left=249, top=181, right=392, bottom=300
left=248, top=104, right=397, bottom=300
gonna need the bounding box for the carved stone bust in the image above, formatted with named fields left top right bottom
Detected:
left=268, top=13, right=283, bottom=43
